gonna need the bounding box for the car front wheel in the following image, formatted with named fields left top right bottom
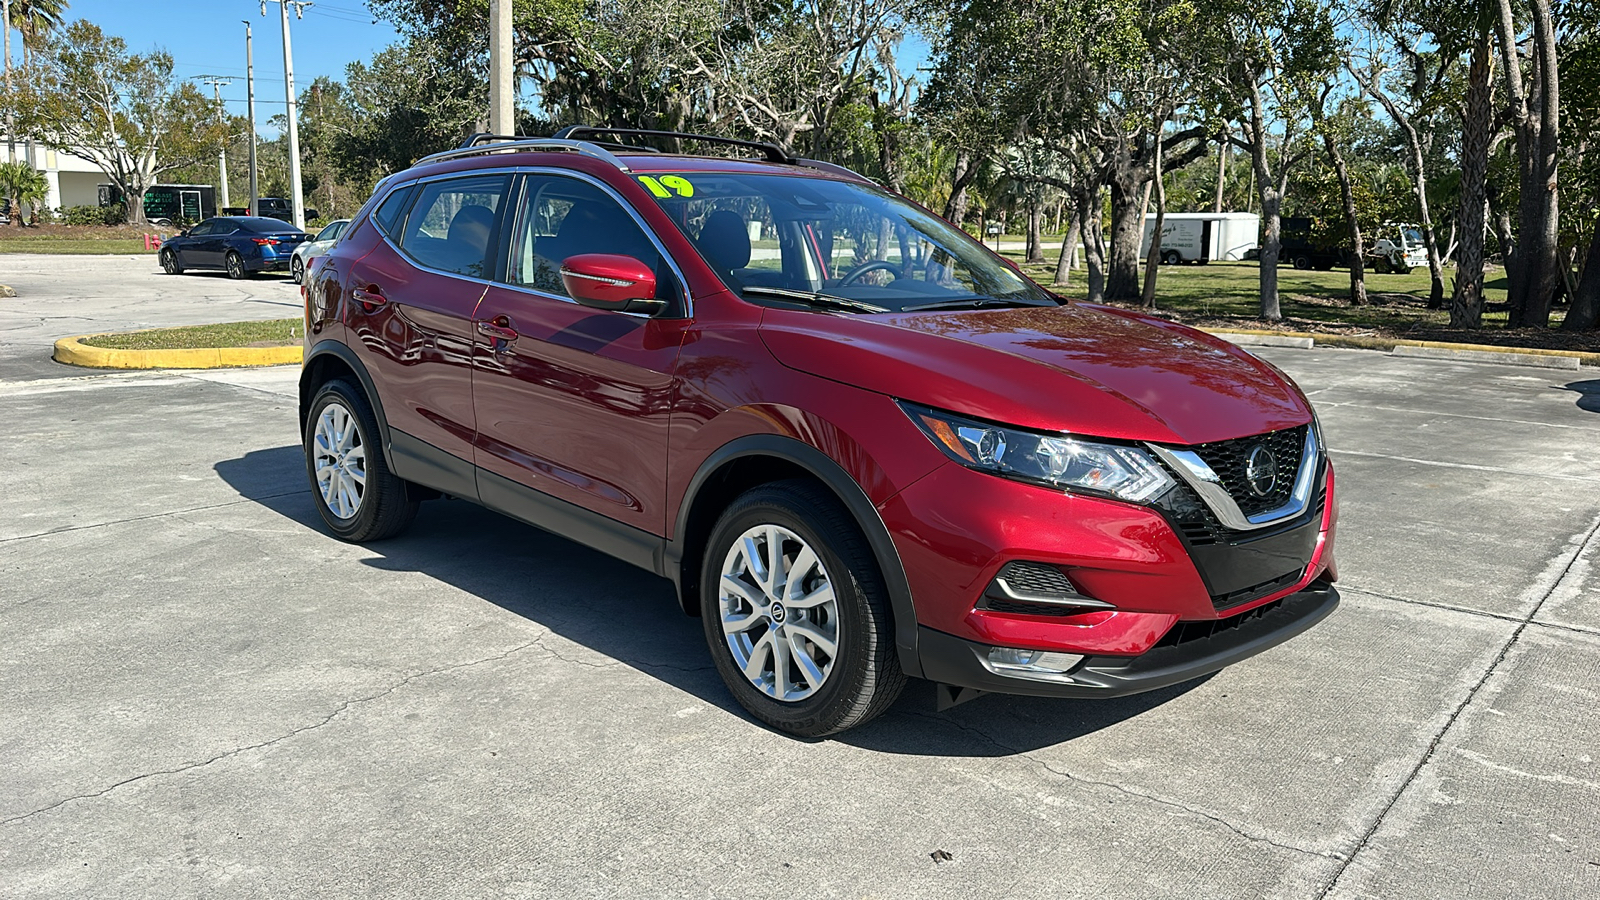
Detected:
left=303, top=379, right=419, bottom=542
left=291, top=256, right=305, bottom=284
left=160, top=249, right=183, bottom=275
left=701, top=480, right=905, bottom=737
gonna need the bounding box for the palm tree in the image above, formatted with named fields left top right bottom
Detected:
left=0, top=160, right=49, bottom=226
left=8, top=0, right=68, bottom=69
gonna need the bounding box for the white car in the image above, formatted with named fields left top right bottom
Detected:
left=291, top=219, right=351, bottom=284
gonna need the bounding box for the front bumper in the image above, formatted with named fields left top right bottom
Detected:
left=918, top=581, right=1339, bottom=698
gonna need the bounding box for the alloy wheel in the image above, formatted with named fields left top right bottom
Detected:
left=718, top=524, right=840, bottom=702
left=292, top=257, right=304, bottom=284
left=226, top=253, right=245, bottom=279
left=312, top=401, right=366, bottom=519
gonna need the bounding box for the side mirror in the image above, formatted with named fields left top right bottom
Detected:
left=179, top=229, right=190, bottom=237
left=559, top=253, right=666, bottom=315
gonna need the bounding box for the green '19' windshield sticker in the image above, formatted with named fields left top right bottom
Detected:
left=638, top=175, right=694, bottom=198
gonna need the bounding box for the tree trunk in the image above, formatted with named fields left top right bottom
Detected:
left=1451, top=35, right=1495, bottom=328
left=1214, top=131, right=1228, bottom=213
left=943, top=149, right=975, bottom=226
left=1141, top=125, right=1167, bottom=310
left=1320, top=122, right=1367, bottom=306
left=1105, top=167, right=1143, bottom=301
left=1054, top=208, right=1080, bottom=287
left=1563, top=229, right=1600, bottom=330
left=1026, top=199, right=1045, bottom=263
left=1246, top=82, right=1282, bottom=321
left=1079, top=184, right=1107, bottom=303
left=1496, top=0, right=1562, bottom=327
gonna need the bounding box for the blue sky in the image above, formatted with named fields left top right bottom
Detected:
left=61, top=1, right=401, bottom=132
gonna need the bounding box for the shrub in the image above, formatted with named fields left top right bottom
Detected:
left=57, top=204, right=126, bottom=226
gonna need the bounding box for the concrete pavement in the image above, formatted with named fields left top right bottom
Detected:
left=0, top=254, right=300, bottom=382
left=1, top=272, right=1598, bottom=896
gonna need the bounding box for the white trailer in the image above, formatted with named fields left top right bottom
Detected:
left=1140, top=212, right=1260, bottom=263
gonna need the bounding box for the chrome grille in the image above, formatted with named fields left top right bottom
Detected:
left=1189, top=426, right=1308, bottom=517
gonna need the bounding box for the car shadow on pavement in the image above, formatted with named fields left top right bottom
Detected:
left=1564, top=379, right=1600, bottom=413
left=217, top=445, right=1195, bottom=754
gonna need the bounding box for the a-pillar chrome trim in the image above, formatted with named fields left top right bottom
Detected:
left=1146, top=426, right=1320, bottom=532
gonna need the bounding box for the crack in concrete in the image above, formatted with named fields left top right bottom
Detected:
left=899, top=711, right=1344, bottom=863
left=0, top=635, right=551, bottom=828
left=528, top=632, right=713, bottom=675
left=1315, top=511, right=1600, bottom=898
left=0, top=491, right=307, bottom=545
left=1339, top=584, right=1600, bottom=638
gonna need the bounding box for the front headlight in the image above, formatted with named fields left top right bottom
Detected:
left=900, top=402, right=1176, bottom=503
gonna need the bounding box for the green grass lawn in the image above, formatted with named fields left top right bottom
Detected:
left=0, top=239, right=154, bottom=254
left=999, top=250, right=1551, bottom=334
left=81, top=319, right=301, bottom=350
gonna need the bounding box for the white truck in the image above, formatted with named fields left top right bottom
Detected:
left=1140, top=212, right=1261, bottom=264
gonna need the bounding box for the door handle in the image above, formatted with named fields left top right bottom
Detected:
left=477, top=319, right=519, bottom=342
left=351, top=285, right=387, bottom=307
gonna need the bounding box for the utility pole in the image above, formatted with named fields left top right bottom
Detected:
left=489, top=0, right=514, bottom=135
left=243, top=21, right=258, bottom=216
left=263, top=0, right=311, bottom=229
left=5, top=0, right=15, bottom=163
left=199, top=76, right=235, bottom=209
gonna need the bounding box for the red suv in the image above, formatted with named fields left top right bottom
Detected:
left=300, top=128, right=1339, bottom=737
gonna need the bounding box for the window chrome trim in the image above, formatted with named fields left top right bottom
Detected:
left=1146, top=426, right=1321, bottom=532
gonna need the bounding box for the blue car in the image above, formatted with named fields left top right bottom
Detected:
left=158, top=216, right=312, bottom=280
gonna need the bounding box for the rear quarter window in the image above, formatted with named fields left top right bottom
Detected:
left=372, top=186, right=415, bottom=237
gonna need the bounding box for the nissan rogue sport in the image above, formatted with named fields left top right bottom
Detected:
left=299, top=127, right=1339, bottom=738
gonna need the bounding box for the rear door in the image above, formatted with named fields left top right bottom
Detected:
left=470, top=171, right=689, bottom=542
left=342, top=173, right=512, bottom=499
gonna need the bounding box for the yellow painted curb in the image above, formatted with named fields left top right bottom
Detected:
left=53, top=333, right=303, bottom=370
left=1202, top=328, right=1600, bottom=366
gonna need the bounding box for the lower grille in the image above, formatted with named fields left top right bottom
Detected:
left=1155, top=598, right=1286, bottom=649
left=1212, top=570, right=1302, bottom=610
left=995, top=561, right=1077, bottom=596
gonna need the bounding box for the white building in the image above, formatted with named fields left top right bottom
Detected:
left=4, top=140, right=115, bottom=211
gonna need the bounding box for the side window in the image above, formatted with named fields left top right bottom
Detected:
left=507, top=175, right=678, bottom=306
left=396, top=176, right=509, bottom=278
left=372, top=185, right=415, bottom=238
left=212, top=220, right=240, bottom=236
left=188, top=221, right=213, bottom=236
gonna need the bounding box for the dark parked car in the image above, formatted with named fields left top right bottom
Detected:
left=159, top=216, right=311, bottom=279
left=300, top=128, right=1340, bottom=737
left=255, top=197, right=319, bottom=222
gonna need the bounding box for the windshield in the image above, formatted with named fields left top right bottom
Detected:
left=1403, top=228, right=1423, bottom=245
left=635, top=172, right=1057, bottom=313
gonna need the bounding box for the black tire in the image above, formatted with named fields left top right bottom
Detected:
left=1162, top=249, right=1181, bottom=265
left=291, top=256, right=305, bottom=284
left=160, top=249, right=183, bottom=275
left=303, top=379, right=419, bottom=542
left=1293, top=254, right=1312, bottom=270
left=224, top=250, right=251, bottom=280
left=700, top=479, right=905, bottom=737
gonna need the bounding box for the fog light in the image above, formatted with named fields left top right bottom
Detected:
left=984, top=647, right=1086, bottom=682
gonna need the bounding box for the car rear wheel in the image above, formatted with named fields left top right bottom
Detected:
left=701, top=480, right=905, bottom=737
left=304, top=379, right=419, bottom=542
left=1293, top=254, right=1312, bottom=270
left=1162, top=250, right=1181, bottom=265
left=160, top=249, right=183, bottom=275
left=291, top=256, right=305, bottom=284
left=224, top=251, right=250, bottom=280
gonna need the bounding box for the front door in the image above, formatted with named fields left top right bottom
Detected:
left=471, top=173, right=688, bottom=539
left=343, top=173, right=512, bottom=498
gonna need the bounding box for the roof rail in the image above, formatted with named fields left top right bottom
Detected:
left=414, top=136, right=631, bottom=171
left=551, top=126, right=796, bottom=165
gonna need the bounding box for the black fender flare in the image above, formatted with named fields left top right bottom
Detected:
left=664, top=434, right=923, bottom=679
left=300, top=340, right=396, bottom=471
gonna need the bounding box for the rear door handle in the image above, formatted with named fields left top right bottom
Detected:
left=351, top=286, right=387, bottom=307
left=477, top=319, right=519, bottom=342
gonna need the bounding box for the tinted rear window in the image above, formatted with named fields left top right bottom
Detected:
left=373, top=187, right=414, bottom=236
left=238, top=217, right=300, bottom=233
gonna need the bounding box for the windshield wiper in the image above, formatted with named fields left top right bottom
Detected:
left=741, top=286, right=889, bottom=314
left=901, top=296, right=1046, bottom=312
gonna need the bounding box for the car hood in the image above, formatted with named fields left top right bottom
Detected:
left=757, top=302, right=1311, bottom=445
